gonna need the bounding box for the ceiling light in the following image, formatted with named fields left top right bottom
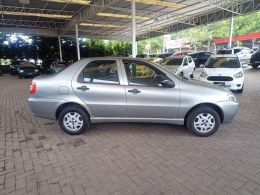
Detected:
left=19, top=0, right=30, bottom=4
left=96, top=13, right=149, bottom=20
left=125, top=0, right=186, bottom=8
left=2, top=11, right=72, bottom=19
left=41, top=0, right=91, bottom=4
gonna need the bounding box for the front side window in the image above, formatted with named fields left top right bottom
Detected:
left=123, top=60, right=168, bottom=87
left=183, top=58, right=188, bottom=66
left=205, top=57, right=240, bottom=68
left=234, top=49, right=241, bottom=54
left=79, top=60, right=119, bottom=84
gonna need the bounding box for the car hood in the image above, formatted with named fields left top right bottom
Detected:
left=203, top=68, right=241, bottom=76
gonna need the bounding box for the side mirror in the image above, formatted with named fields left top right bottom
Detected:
left=242, top=64, right=248, bottom=68
left=160, top=80, right=175, bottom=88
left=199, top=64, right=204, bottom=68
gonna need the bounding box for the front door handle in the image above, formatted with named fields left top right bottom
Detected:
left=77, top=86, right=89, bottom=91
left=128, top=89, right=141, bottom=94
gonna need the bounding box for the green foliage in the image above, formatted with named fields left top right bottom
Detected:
left=137, top=36, right=163, bottom=54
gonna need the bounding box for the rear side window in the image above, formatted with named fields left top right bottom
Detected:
left=78, top=60, right=119, bottom=84
left=217, top=50, right=232, bottom=54
left=166, top=59, right=183, bottom=65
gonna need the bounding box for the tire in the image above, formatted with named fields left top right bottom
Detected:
left=252, top=64, right=259, bottom=68
left=19, top=76, right=21, bottom=79
left=180, top=72, right=184, bottom=78
left=195, top=62, right=199, bottom=68
left=237, top=85, right=243, bottom=93
left=186, top=106, right=221, bottom=137
left=58, top=106, right=90, bottom=135
left=190, top=69, right=195, bottom=78
left=11, top=72, right=14, bottom=76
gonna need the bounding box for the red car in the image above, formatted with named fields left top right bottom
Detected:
left=174, top=51, right=194, bottom=56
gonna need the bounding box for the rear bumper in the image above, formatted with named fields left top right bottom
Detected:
left=216, top=101, right=239, bottom=124
left=28, top=97, right=66, bottom=120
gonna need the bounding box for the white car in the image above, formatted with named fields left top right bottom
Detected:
left=163, top=56, right=196, bottom=78
left=199, top=55, right=247, bottom=93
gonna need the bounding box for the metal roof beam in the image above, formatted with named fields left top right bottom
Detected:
left=0, top=26, right=59, bottom=36
left=137, top=0, right=260, bottom=41
left=61, top=0, right=121, bottom=35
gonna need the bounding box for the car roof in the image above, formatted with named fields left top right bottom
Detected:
left=210, top=54, right=238, bottom=57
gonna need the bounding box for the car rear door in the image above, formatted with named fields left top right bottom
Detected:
left=71, top=59, right=126, bottom=117
left=121, top=59, right=180, bottom=119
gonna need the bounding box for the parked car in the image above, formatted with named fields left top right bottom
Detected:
left=0, top=67, right=1, bottom=76
left=17, top=62, right=40, bottom=79
left=163, top=56, right=196, bottom=78
left=250, top=49, right=260, bottom=68
left=216, top=47, right=254, bottom=64
left=199, top=55, right=247, bottom=93
left=50, top=61, right=68, bottom=74
left=158, top=53, right=174, bottom=60
left=40, top=59, right=55, bottom=74
left=28, top=57, right=239, bottom=137
left=172, top=51, right=194, bottom=56
left=136, top=54, right=149, bottom=58
left=10, top=60, right=27, bottom=75
left=189, top=52, right=213, bottom=67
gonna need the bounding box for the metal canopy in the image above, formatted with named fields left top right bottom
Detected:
left=0, top=0, right=259, bottom=41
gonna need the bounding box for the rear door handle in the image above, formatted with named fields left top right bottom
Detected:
left=77, top=86, right=89, bottom=91
left=128, top=89, right=141, bottom=94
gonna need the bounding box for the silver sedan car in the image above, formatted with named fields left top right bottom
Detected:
left=28, top=57, right=239, bottom=137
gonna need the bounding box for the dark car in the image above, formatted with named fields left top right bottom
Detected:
left=40, top=59, right=55, bottom=74
left=10, top=60, right=27, bottom=75
left=250, top=49, right=260, bottom=68
left=158, top=53, right=174, bottom=60
left=188, top=52, right=213, bottom=67
left=17, top=62, right=40, bottom=79
left=50, top=61, right=69, bottom=73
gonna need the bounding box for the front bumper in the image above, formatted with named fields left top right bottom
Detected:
left=216, top=101, right=239, bottom=124
left=199, top=77, right=243, bottom=90
left=19, top=72, right=39, bottom=77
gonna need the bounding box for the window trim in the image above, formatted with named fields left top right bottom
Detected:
left=77, top=60, right=120, bottom=85
left=122, top=59, right=170, bottom=87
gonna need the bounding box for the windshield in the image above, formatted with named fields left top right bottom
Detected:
left=42, top=60, right=54, bottom=66
left=20, top=62, right=36, bottom=67
left=12, top=61, right=26, bottom=65
left=205, top=57, right=240, bottom=68
left=216, top=50, right=232, bottom=54
left=166, top=58, right=183, bottom=65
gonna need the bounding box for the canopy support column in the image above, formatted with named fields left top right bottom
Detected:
left=131, top=0, right=136, bottom=58
left=58, top=35, right=62, bottom=61
left=228, top=17, right=234, bottom=47
left=75, top=24, right=80, bottom=61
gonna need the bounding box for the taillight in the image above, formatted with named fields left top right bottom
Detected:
left=251, top=55, right=255, bottom=58
left=30, top=82, right=36, bottom=94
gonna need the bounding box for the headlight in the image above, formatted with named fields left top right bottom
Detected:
left=200, top=71, right=208, bottom=78
left=227, top=94, right=237, bottom=102
left=35, top=69, right=39, bottom=72
left=20, top=70, right=24, bottom=73
left=234, top=71, right=243, bottom=78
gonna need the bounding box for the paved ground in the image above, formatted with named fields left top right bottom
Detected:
left=1, top=67, right=260, bottom=195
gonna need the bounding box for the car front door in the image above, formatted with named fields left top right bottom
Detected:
left=182, top=57, right=190, bottom=77
left=121, top=59, right=180, bottom=119
left=241, top=49, right=254, bottom=64
left=72, top=59, right=126, bottom=117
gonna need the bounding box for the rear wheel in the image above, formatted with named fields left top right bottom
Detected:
left=180, top=72, right=184, bottom=78
left=190, top=69, right=195, bottom=78
left=252, top=64, right=259, bottom=68
left=58, top=106, right=90, bottom=135
left=186, top=106, right=220, bottom=137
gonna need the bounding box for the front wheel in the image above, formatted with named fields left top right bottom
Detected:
left=190, top=69, right=195, bottom=78
left=252, top=64, right=259, bottom=68
left=186, top=106, right=221, bottom=137
left=58, top=106, right=90, bottom=135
